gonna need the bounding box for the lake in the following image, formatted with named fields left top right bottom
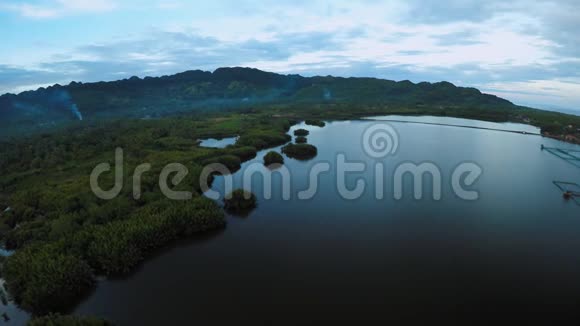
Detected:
left=7, top=116, right=580, bottom=324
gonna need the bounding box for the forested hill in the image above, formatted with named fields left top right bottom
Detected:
left=0, top=67, right=516, bottom=137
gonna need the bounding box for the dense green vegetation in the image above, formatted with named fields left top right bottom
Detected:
left=3, top=197, right=225, bottom=314
left=305, top=119, right=325, bottom=127
left=282, top=143, right=318, bottom=160
left=295, top=136, right=307, bottom=144
left=27, top=314, right=111, bottom=326
left=293, top=129, right=310, bottom=136
left=0, top=113, right=294, bottom=316
left=223, top=189, right=257, bottom=215
left=202, top=154, right=243, bottom=173
left=263, top=151, right=284, bottom=166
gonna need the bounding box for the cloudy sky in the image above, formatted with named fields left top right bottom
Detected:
left=1, top=0, right=579, bottom=111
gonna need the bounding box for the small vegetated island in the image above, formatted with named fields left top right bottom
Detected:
left=295, top=136, right=307, bottom=144
left=223, top=189, right=257, bottom=215
left=293, top=129, right=310, bottom=136
left=263, top=151, right=284, bottom=166
left=305, top=119, right=325, bottom=127
left=282, top=143, right=318, bottom=160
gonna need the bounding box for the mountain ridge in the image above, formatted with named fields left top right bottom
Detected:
left=0, top=66, right=520, bottom=137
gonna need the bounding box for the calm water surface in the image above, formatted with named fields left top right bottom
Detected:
left=198, top=136, right=238, bottom=148
left=6, top=116, right=580, bottom=324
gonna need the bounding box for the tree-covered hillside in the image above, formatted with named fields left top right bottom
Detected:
left=0, top=67, right=515, bottom=138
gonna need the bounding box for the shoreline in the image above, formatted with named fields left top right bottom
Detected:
left=542, top=132, right=580, bottom=145
left=363, top=118, right=542, bottom=136
left=358, top=115, right=579, bottom=146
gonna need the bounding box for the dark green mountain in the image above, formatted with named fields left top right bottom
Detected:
left=0, top=67, right=516, bottom=137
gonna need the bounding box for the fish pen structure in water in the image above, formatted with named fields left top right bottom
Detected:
left=541, top=145, right=580, bottom=168
left=553, top=181, right=580, bottom=205
left=542, top=145, right=580, bottom=205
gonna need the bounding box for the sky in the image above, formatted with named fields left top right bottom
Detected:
left=1, top=0, right=579, bottom=112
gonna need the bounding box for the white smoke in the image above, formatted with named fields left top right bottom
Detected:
left=323, top=88, right=332, bottom=100
left=71, top=104, right=83, bottom=120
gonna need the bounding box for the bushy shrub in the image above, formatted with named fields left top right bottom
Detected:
left=295, top=136, right=307, bottom=144
left=263, top=151, right=284, bottom=166
left=237, top=133, right=291, bottom=150
left=2, top=245, right=94, bottom=314
left=228, top=146, right=257, bottom=162
left=305, top=120, right=325, bottom=127
left=281, top=143, right=318, bottom=160
left=4, top=221, right=50, bottom=250
left=201, top=155, right=242, bottom=173
left=224, top=189, right=257, bottom=214
left=293, top=129, right=309, bottom=136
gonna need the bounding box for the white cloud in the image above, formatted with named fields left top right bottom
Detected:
left=0, top=3, right=59, bottom=18
left=482, top=79, right=580, bottom=109
left=1, top=0, right=116, bottom=18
